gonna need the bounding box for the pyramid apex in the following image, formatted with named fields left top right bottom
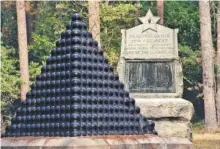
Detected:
left=71, top=13, right=82, bottom=21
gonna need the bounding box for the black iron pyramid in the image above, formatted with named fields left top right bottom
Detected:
left=4, top=13, right=156, bottom=137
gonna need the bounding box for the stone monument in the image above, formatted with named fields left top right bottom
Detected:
left=1, top=12, right=192, bottom=149
left=117, top=10, right=194, bottom=139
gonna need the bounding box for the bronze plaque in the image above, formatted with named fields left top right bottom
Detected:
left=125, top=61, right=175, bottom=93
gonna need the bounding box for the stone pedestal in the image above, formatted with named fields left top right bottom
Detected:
left=135, top=98, right=194, bottom=140
left=1, top=135, right=192, bottom=149
left=116, top=10, right=195, bottom=141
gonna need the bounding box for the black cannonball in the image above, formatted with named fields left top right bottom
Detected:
left=153, top=130, right=158, bottom=135
left=61, top=105, right=65, bottom=111
left=99, top=50, right=104, bottom=56
left=66, top=23, right=71, bottom=30
left=55, top=114, right=60, bottom=120
left=87, top=32, right=92, bottom=38
left=56, top=40, right=61, bottom=47
left=87, top=39, right=93, bottom=46
left=81, top=30, right=88, bottom=37
left=60, top=70, right=65, bottom=77
left=49, top=105, right=55, bottom=112
left=47, top=57, right=52, bottom=64
left=61, top=88, right=65, bottom=95
left=49, top=132, right=54, bottom=137
left=66, top=38, right=72, bottom=46
left=80, top=38, right=86, bottom=46
left=66, top=113, right=71, bottom=120
left=56, top=47, right=62, bottom=54
left=40, top=123, right=45, bottom=129
left=36, top=132, right=40, bottom=136
left=71, top=20, right=83, bottom=29
left=45, top=105, right=50, bottom=111
left=55, top=105, right=61, bottom=111
left=36, top=106, right=41, bottom=112
left=41, top=114, right=45, bottom=121
left=71, top=37, right=81, bottom=45
left=135, top=107, right=140, bottom=114
left=71, top=45, right=81, bottom=53
left=81, top=21, right=87, bottom=29
left=104, top=57, right=108, bottom=63
left=57, top=55, right=62, bottom=62
left=130, top=98, right=135, bottom=105
left=61, top=32, right=65, bottom=39
left=61, top=114, right=66, bottom=120
left=66, top=71, right=71, bottom=78
left=66, top=88, right=71, bottom=94
left=71, top=13, right=82, bottom=21
left=60, top=39, right=66, bottom=46
left=148, top=120, right=155, bottom=128
left=92, top=40, right=98, bottom=47
left=65, top=30, right=72, bottom=38
left=71, top=29, right=81, bottom=37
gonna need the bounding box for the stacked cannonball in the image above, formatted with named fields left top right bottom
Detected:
left=3, top=13, right=156, bottom=137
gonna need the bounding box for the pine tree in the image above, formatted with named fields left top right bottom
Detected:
left=88, top=0, right=101, bottom=49
left=199, top=0, right=218, bottom=129
left=216, top=1, right=220, bottom=126
left=157, top=0, right=164, bottom=25
left=16, top=0, right=29, bottom=100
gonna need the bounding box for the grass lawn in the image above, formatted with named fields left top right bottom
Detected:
left=193, top=122, right=220, bottom=149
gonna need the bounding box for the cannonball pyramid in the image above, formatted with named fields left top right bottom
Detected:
left=4, top=13, right=157, bottom=137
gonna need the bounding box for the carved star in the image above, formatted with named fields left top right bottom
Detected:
left=138, top=9, right=160, bottom=24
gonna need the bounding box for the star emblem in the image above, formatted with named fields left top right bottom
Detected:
left=139, top=9, right=160, bottom=24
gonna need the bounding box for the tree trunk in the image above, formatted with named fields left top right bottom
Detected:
left=88, top=0, right=101, bottom=50
left=25, top=1, right=33, bottom=44
left=217, top=1, right=220, bottom=126
left=157, top=0, right=164, bottom=25
left=134, top=1, right=140, bottom=26
left=16, top=0, right=29, bottom=101
left=199, top=0, right=218, bottom=129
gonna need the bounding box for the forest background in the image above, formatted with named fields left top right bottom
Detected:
left=1, top=1, right=216, bottom=126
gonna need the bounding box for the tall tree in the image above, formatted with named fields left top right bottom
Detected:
left=25, top=1, right=37, bottom=44
left=25, top=1, right=32, bottom=44
left=217, top=1, right=220, bottom=126
left=88, top=0, right=101, bottom=49
left=134, top=1, right=140, bottom=26
left=16, top=0, right=29, bottom=101
left=157, top=0, right=164, bottom=25
left=199, top=0, right=218, bottom=129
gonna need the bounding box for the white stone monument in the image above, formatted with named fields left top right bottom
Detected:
left=117, top=10, right=194, bottom=139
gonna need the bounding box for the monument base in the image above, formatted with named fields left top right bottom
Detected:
left=1, top=135, right=192, bottom=149
left=135, top=98, right=194, bottom=140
